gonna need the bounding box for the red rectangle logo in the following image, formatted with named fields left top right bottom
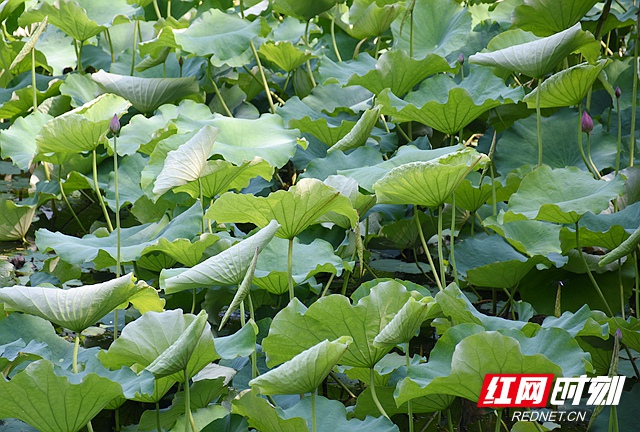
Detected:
left=478, top=374, right=554, bottom=408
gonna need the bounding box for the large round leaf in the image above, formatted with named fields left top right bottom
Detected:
left=273, top=0, right=339, bottom=21
left=0, top=273, right=141, bottom=333
left=337, top=0, right=403, bottom=39
left=377, top=67, right=523, bottom=135
left=506, top=166, right=625, bottom=224
left=512, top=0, right=600, bottom=37
left=250, top=337, right=352, bottom=395
left=207, top=178, right=358, bottom=239
left=373, top=148, right=490, bottom=207
left=19, top=0, right=105, bottom=41
left=469, top=23, right=599, bottom=78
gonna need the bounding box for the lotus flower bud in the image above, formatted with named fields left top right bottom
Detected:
left=615, top=86, right=621, bottom=99
left=458, top=53, right=464, bottom=65
left=581, top=110, right=593, bottom=134
left=178, top=56, right=184, bottom=67
left=109, top=114, right=121, bottom=136
left=616, top=328, right=623, bottom=341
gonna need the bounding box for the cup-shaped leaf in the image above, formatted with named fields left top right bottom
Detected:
left=35, top=93, right=131, bottom=164
left=373, top=296, right=436, bottom=347
left=377, top=67, right=523, bottom=135
left=152, top=125, right=220, bottom=197
left=506, top=166, right=624, bottom=224
left=92, top=71, right=200, bottom=113
left=469, top=23, right=599, bottom=78
left=99, top=309, right=217, bottom=402
left=250, top=336, right=352, bottom=395
left=522, top=60, right=610, bottom=108
left=207, top=178, right=358, bottom=239
left=146, top=310, right=210, bottom=379
left=0, top=360, right=124, bottom=432
left=373, top=148, right=490, bottom=207
left=0, top=273, right=141, bottom=333
left=161, top=220, right=280, bottom=293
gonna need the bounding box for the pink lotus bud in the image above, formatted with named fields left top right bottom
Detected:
left=581, top=110, right=593, bottom=134
left=458, top=53, right=464, bottom=65
left=178, top=56, right=184, bottom=67
left=615, top=328, right=623, bottom=341
left=615, top=86, right=621, bottom=99
left=109, top=114, right=121, bottom=136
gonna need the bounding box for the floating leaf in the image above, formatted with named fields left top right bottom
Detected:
left=152, top=125, right=220, bottom=197
left=0, top=360, right=124, bottom=432
left=91, top=71, right=200, bottom=113
left=506, top=166, right=624, bottom=224
left=390, top=0, right=472, bottom=59
left=522, top=60, right=610, bottom=108
left=373, top=148, right=490, bottom=207
left=377, top=67, right=523, bottom=135
left=161, top=220, right=280, bottom=293
left=469, top=23, right=599, bottom=78
left=207, top=178, right=358, bottom=239
left=250, top=337, right=352, bottom=395
left=0, top=273, right=141, bottom=333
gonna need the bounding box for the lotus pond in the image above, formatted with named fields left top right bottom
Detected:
left=1, top=0, right=640, bottom=431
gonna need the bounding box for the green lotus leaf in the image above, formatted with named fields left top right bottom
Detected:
left=99, top=309, right=217, bottom=402
left=454, top=233, right=549, bottom=288
left=522, top=60, right=610, bottom=108
left=19, top=0, right=105, bottom=41
left=219, top=248, right=260, bottom=329
left=91, top=71, right=200, bottom=113
left=354, top=384, right=453, bottom=418
left=35, top=202, right=202, bottom=268
left=349, top=51, right=454, bottom=97
left=250, top=336, right=352, bottom=395
left=391, top=0, right=472, bottom=59
left=0, top=199, right=36, bottom=242
left=395, top=324, right=589, bottom=405
left=327, top=106, right=381, bottom=154
left=373, top=296, right=436, bottom=347
left=0, top=77, right=61, bottom=120
left=512, top=0, right=600, bottom=36
left=114, top=100, right=212, bottom=156
left=233, top=389, right=399, bottom=432
left=214, top=320, right=259, bottom=360
left=258, top=40, right=313, bottom=72
left=59, top=73, right=102, bottom=108
left=9, top=16, right=47, bottom=70
left=599, top=225, right=640, bottom=267
left=152, top=125, right=220, bottom=197
left=173, top=9, right=261, bottom=66
left=161, top=220, right=280, bottom=293
left=174, top=158, right=274, bottom=200
left=494, top=109, right=618, bottom=175
left=303, top=146, right=383, bottom=181
left=559, top=202, right=640, bottom=252
left=105, top=153, right=147, bottom=211
left=541, top=305, right=608, bottom=339
left=273, top=0, right=339, bottom=21
left=339, top=145, right=463, bottom=192
left=368, top=210, right=437, bottom=250
left=35, top=27, right=77, bottom=76
left=263, top=280, right=413, bottom=369
left=140, top=233, right=220, bottom=268
left=253, top=236, right=345, bottom=295
left=35, top=93, right=131, bottom=165
left=207, top=178, right=358, bottom=239
left=0, top=273, right=140, bottom=333
left=76, top=0, right=141, bottom=26
left=0, top=360, right=124, bottom=432
left=469, top=23, right=599, bottom=78
left=129, top=309, right=206, bottom=380
left=278, top=84, right=372, bottom=145
left=377, top=67, right=522, bottom=135
left=483, top=215, right=564, bottom=259
left=318, top=53, right=377, bottom=86
left=446, top=172, right=501, bottom=212
left=373, top=147, right=489, bottom=207
left=506, top=166, right=624, bottom=224
left=337, top=0, right=403, bottom=39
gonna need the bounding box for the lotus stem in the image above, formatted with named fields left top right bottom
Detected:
left=616, top=92, right=622, bottom=175
left=184, top=369, right=197, bottom=432
left=577, top=105, right=596, bottom=178
left=92, top=149, right=114, bottom=232
left=320, top=273, right=335, bottom=297
left=58, top=166, right=87, bottom=234
left=156, top=402, right=161, bottom=432
left=536, top=77, right=543, bottom=167
left=152, top=0, right=161, bottom=19
left=450, top=196, right=459, bottom=286
left=105, top=28, right=115, bottom=64
left=495, top=409, right=502, bottom=432
left=311, top=389, right=318, bottom=432
left=437, top=204, right=446, bottom=285
left=31, top=48, right=37, bottom=111
left=191, top=289, right=196, bottom=314
left=406, top=349, right=414, bottom=432
left=575, top=222, right=614, bottom=316
left=114, top=137, right=121, bottom=277
left=166, top=0, right=171, bottom=16
left=630, top=8, right=639, bottom=167
left=609, top=406, right=619, bottom=432
left=247, top=294, right=258, bottom=379
left=585, top=132, right=602, bottom=179
left=414, top=208, right=443, bottom=291
left=73, top=334, right=80, bottom=373
left=447, top=408, right=454, bottom=432
left=130, top=20, right=139, bottom=76
left=249, top=40, right=276, bottom=114
left=619, top=259, right=625, bottom=319
left=634, top=249, right=639, bottom=318
left=374, top=37, right=381, bottom=59
left=198, top=177, right=205, bottom=234
left=239, top=0, right=244, bottom=18
left=409, top=9, right=414, bottom=58
left=288, top=237, right=294, bottom=301
left=369, top=368, right=389, bottom=419
left=330, top=8, right=342, bottom=62
left=73, top=39, right=83, bottom=73
left=303, top=21, right=317, bottom=88
left=207, top=61, right=233, bottom=117
left=239, top=299, right=246, bottom=327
